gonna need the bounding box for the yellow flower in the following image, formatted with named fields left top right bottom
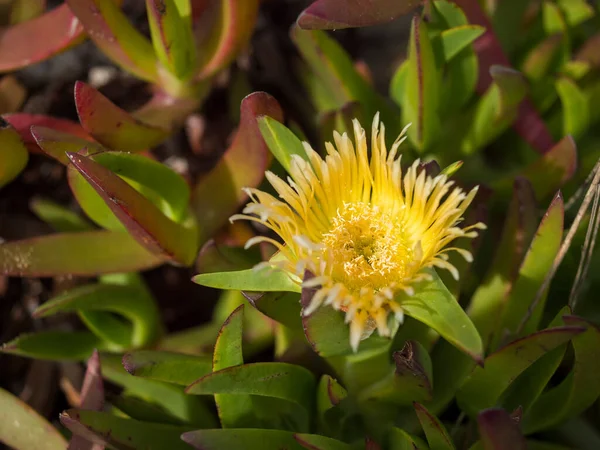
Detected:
left=232, top=114, right=485, bottom=351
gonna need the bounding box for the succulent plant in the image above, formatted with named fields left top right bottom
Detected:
left=2, top=0, right=600, bottom=449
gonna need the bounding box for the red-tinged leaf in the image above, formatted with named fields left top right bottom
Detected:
left=195, top=0, right=260, bottom=79
left=68, top=350, right=105, bottom=450
left=134, top=90, right=204, bottom=130
left=0, top=4, right=84, bottom=72
left=191, top=92, right=283, bottom=241
left=66, top=0, right=158, bottom=82
left=0, top=119, right=28, bottom=188
left=0, top=231, right=163, bottom=277
left=451, top=0, right=554, bottom=154
left=414, top=402, right=455, bottom=450
left=67, top=152, right=197, bottom=265
left=4, top=113, right=92, bottom=154
left=31, top=126, right=102, bottom=165
left=74, top=81, right=170, bottom=151
left=297, top=0, right=422, bottom=30
left=477, top=408, right=527, bottom=450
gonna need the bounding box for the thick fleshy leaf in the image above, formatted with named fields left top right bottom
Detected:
left=186, top=362, right=316, bottom=417
left=521, top=34, right=565, bottom=82
left=452, top=0, right=554, bottom=154
left=122, top=350, right=212, bottom=386
left=146, top=0, right=196, bottom=79
left=101, top=354, right=216, bottom=427
left=30, top=126, right=101, bottom=166
left=414, top=402, right=455, bottom=450
left=388, top=428, right=427, bottom=450
left=468, top=178, right=538, bottom=349
left=191, top=92, right=283, bottom=241
left=195, top=0, right=260, bottom=79
left=0, top=387, right=67, bottom=450
left=74, top=82, right=170, bottom=151
left=523, top=316, right=600, bottom=433
left=403, top=16, right=441, bottom=152
left=297, top=0, right=422, bottom=30
left=67, top=152, right=197, bottom=265
left=490, top=66, right=528, bottom=121
left=556, top=78, right=589, bottom=139
left=359, top=341, right=433, bottom=405
left=494, top=137, right=577, bottom=201
left=60, top=410, right=193, bottom=450
left=477, top=408, right=526, bottom=450
left=434, top=25, right=485, bottom=63
left=108, top=394, right=187, bottom=425
left=316, top=375, right=348, bottom=436
left=33, top=282, right=161, bottom=349
left=1, top=331, right=106, bottom=360
left=193, top=267, right=300, bottom=293
left=401, top=269, right=483, bottom=363
left=4, top=114, right=92, bottom=155
left=500, top=306, right=571, bottom=413
left=210, top=305, right=254, bottom=428
left=244, top=291, right=303, bottom=334
left=258, top=116, right=308, bottom=174
left=183, top=429, right=347, bottom=450
left=0, top=4, right=84, bottom=72
left=0, top=120, right=29, bottom=188
left=291, top=27, right=395, bottom=126
left=0, top=75, right=26, bottom=114
left=490, top=0, right=530, bottom=55
left=66, top=0, right=158, bottom=82
left=456, top=325, right=585, bottom=415
left=0, top=231, right=163, bottom=276
left=31, top=198, right=94, bottom=233
left=493, top=193, right=564, bottom=346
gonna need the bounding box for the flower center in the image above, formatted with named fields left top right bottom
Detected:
left=322, top=202, right=414, bottom=292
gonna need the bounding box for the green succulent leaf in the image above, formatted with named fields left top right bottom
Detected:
left=183, top=429, right=349, bottom=450
left=556, top=0, right=595, bottom=27
left=556, top=77, right=589, bottom=139
left=193, top=267, right=301, bottom=293
left=34, top=276, right=161, bottom=350
left=146, top=0, right=196, bottom=80
left=523, top=316, right=600, bottom=433
left=101, top=354, right=216, bottom=427
left=414, top=402, right=455, bottom=450
left=1, top=331, right=106, bottom=361
left=60, top=409, right=193, bottom=450
left=456, top=325, right=585, bottom=415
left=66, top=0, right=159, bottom=82
left=186, top=362, right=316, bottom=419
left=400, top=269, right=484, bottom=363
left=29, top=126, right=102, bottom=165
left=122, top=350, right=212, bottom=386
left=0, top=387, right=67, bottom=450
left=388, top=427, right=429, bottom=450
left=30, top=198, right=94, bottom=233
left=0, top=231, right=164, bottom=277
left=244, top=291, right=303, bottom=334
left=0, top=121, right=28, bottom=189
left=434, top=25, right=485, bottom=63
left=316, top=375, right=348, bottom=435
left=258, top=116, right=309, bottom=174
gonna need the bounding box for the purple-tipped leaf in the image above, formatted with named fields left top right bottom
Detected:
left=297, top=0, right=422, bottom=30
left=477, top=408, right=527, bottom=450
